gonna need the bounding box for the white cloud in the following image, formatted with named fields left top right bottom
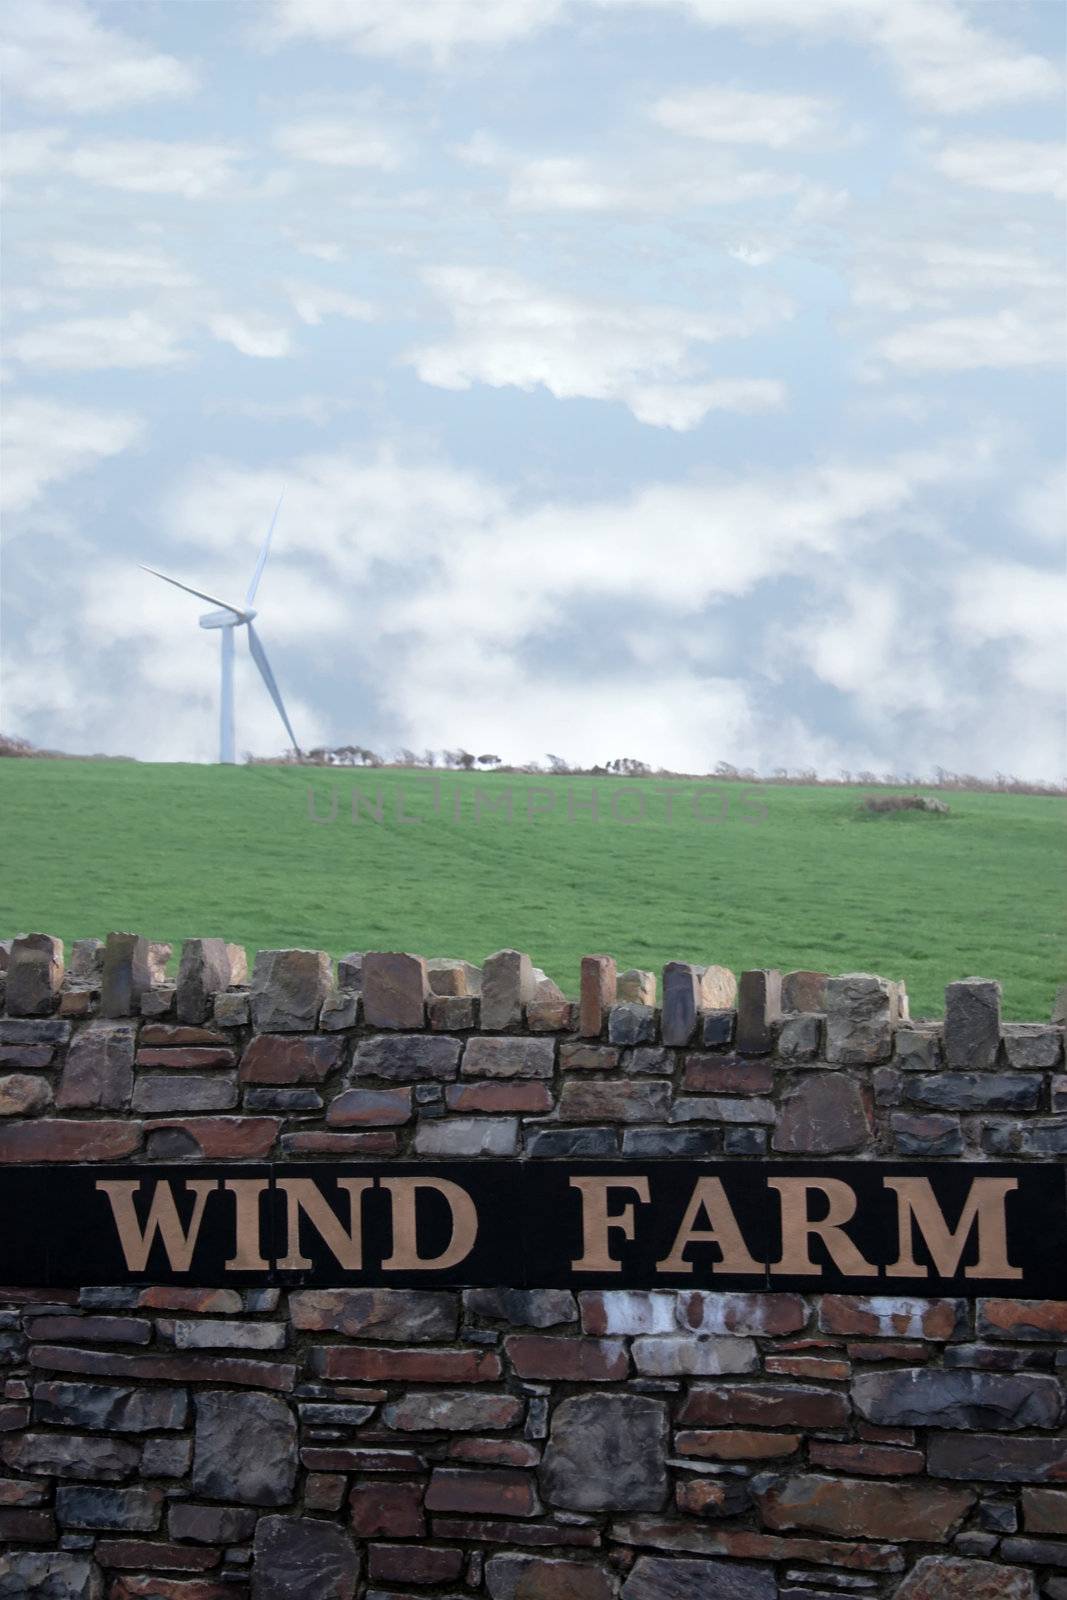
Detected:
left=871, top=306, right=1066, bottom=375
left=952, top=559, right=1067, bottom=696
left=932, top=139, right=1067, bottom=202
left=1, top=0, right=196, bottom=114
left=7, top=311, right=188, bottom=372
left=266, top=0, right=567, bottom=59
left=1, top=398, right=145, bottom=515
left=650, top=85, right=844, bottom=148
left=1016, top=467, right=1066, bottom=551
left=850, top=240, right=1062, bottom=316
left=66, top=139, right=243, bottom=198
left=283, top=282, right=376, bottom=326
left=45, top=242, right=196, bottom=292
left=274, top=116, right=407, bottom=170
left=407, top=265, right=790, bottom=428
left=208, top=314, right=294, bottom=360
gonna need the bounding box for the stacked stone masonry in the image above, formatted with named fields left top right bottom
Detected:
left=0, top=932, right=1064, bottom=1599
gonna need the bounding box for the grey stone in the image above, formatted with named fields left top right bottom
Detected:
left=214, top=991, right=250, bottom=1028
left=176, top=939, right=234, bottom=1025
left=463, top=1289, right=577, bottom=1328
left=99, top=933, right=151, bottom=1018
left=137, top=987, right=174, bottom=1019
left=56, top=1022, right=136, bottom=1111
left=623, top=1127, right=722, bottom=1157
left=0, top=1018, right=70, bottom=1044
left=560, top=1078, right=671, bottom=1123
left=462, top=1036, right=555, bottom=1079
left=623, top=1556, right=775, bottom=1600
left=6, top=934, right=64, bottom=1017
left=894, top=1027, right=942, bottom=1070
left=777, top=1013, right=822, bottom=1062
left=297, top=1402, right=375, bottom=1425
left=736, top=969, right=781, bottom=1055
left=69, top=939, right=105, bottom=985
left=526, top=1126, right=618, bottom=1157
left=702, top=1010, right=735, bottom=1047
left=319, top=988, right=360, bottom=1030
left=781, top=970, right=828, bottom=1013
left=906, top=1073, right=1040, bottom=1111
left=672, top=1096, right=775, bottom=1125
left=480, top=949, right=538, bottom=1030
left=351, top=1034, right=462, bottom=1082
left=131, top=1073, right=237, bottom=1113
left=852, top=1368, right=1063, bottom=1431
left=382, top=1390, right=523, bottom=1431
left=55, top=1485, right=161, bottom=1531
left=427, top=957, right=480, bottom=997
left=945, top=977, right=1002, bottom=1070
left=430, top=994, right=479, bottom=1031
left=245, top=1087, right=323, bottom=1112
left=486, top=1554, right=617, bottom=1600
left=891, top=1112, right=963, bottom=1156
left=825, top=973, right=895, bottom=1064
left=661, top=963, right=701, bottom=1047
left=251, top=948, right=332, bottom=1032
left=33, top=1381, right=187, bottom=1432
left=191, top=1389, right=297, bottom=1505
left=140, top=1437, right=192, bottom=1478
left=632, top=1336, right=758, bottom=1376
left=2, top=1432, right=139, bottom=1481
left=541, top=1393, right=669, bottom=1511
left=608, top=1004, right=657, bottom=1046
left=873, top=1064, right=903, bottom=1105
left=0, top=1552, right=101, bottom=1600
left=414, top=1116, right=519, bottom=1155
left=0, top=1073, right=52, bottom=1117
left=543, top=1395, right=668, bottom=1504
left=618, top=969, right=656, bottom=1005
left=772, top=1071, right=873, bottom=1153
left=252, top=1515, right=359, bottom=1600
left=167, top=1502, right=258, bottom=1542
left=337, top=952, right=364, bottom=989
left=724, top=1126, right=767, bottom=1154
left=623, top=1047, right=672, bottom=1076
left=891, top=1555, right=1036, bottom=1600
left=982, top=1120, right=1067, bottom=1156
left=289, top=1288, right=457, bottom=1340
left=1054, top=985, right=1067, bottom=1025
left=1002, top=1024, right=1063, bottom=1070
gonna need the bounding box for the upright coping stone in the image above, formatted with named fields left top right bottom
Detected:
left=251, top=949, right=333, bottom=1033
left=736, top=968, right=781, bottom=1056
left=5, top=933, right=64, bottom=1017
left=362, top=952, right=429, bottom=1030
left=824, top=973, right=896, bottom=1065
left=580, top=955, right=617, bottom=1039
left=99, top=932, right=151, bottom=1018
left=944, top=977, right=1002, bottom=1071
left=177, top=939, right=238, bottom=1026
left=482, top=950, right=537, bottom=1032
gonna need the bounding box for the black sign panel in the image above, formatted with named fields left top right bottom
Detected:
left=0, top=1162, right=1062, bottom=1297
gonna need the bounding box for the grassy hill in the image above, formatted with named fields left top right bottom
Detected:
left=1, top=759, right=1062, bottom=1020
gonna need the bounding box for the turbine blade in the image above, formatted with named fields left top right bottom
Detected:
left=141, top=566, right=242, bottom=616
left=245, top=490, right=285, bottom=607
left=247, top=622, right=300, bottom=753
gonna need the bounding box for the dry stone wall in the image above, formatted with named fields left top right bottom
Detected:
left=0, top=932, right=1064, bottom=1600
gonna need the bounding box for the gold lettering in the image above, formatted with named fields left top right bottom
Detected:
left=96, top=1179, right=217, bottom=1273
left=276, top=1178, right=374, bottom=1271
left=570, top=1176, right=650, bottom=1272
left=885, top=1177, right=1022, bottom=1280
left=223, top=1179, right=270, bottom=1271
left=380, top=1178, right=477, bottom=1270
left=768, top=1177, right=877, bottom=1276
left=656, top=1177, right=763, bottom=1275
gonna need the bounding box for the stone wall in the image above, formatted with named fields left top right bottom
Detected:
left=0, top=932, right=1064, bottom=1600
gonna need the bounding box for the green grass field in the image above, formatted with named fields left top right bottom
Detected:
left=1, top=759, right=1062, bottom=1020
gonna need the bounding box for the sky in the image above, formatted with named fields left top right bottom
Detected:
left=1, top=0, right=1064, bottom=779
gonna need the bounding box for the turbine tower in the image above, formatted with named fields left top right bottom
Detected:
left=142, top=496, right=300, bottom=764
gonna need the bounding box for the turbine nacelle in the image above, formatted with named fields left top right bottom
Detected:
left=199, top=608, right=256, bottom=629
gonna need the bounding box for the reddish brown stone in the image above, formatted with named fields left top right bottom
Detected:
left=450, top=1438, right=541, bottom=1467
left=483, top=1554, right=616, bottom=1600
left=25, top=1315, right=152, bottom=1344
left=140, top=1025, right=230, bottom=1047
left=145, top=1116, right=279, bottom=1157
left=431, top=1516, right=599, bottom=1548
left=808, top=1441, right=924, bottom=1476
left=580, top=955, right=616, bottom=1038
left=291, top=1289, right=457, bottom=1340
left=674, top=1431, right=801, bottom=1460
left=526, top=999, right=574, bottom=1032
left=239, top=1034, right=341, bottom=1084
left=674, top=1479, right=749, bottom=1517
left=757, top=1474, right=973, bottom=1541
left=677, top=1384, right=849, bottom=1429
left=0, top=1404, right=30, bottom=1432
left=95, top=1540, right=219, bottom=1569
left=0, top=1045, right=53, bottom=1068
left=0, top=1507, right=55, bottom=1541
left=847, top=1341, right=930, bottom=1362
left=560, top=1044, right=620, bottom=1072
left=892, top=1555, right=1035, bottom=1600
left=765, top=1355, right=850, bottom=1381
left=578, top=1290, right=807, bottom=1338
left=349, top=1478, right=426, bottom=1537
left=978, top=1298, right=1067, bottom=1341
left=305, top=1473, right=346, bottom=1511
left=281, top=1130, right=398, bottom=1155
left=135, top=1048, right=235, bottom=1069
left=0, top=1118, right=141, bottom=1162
left=27, top=1344, right=295, bottom=1390
left=110, top=1581, right=233, bottom=1600
left=368, top=1543, right=465, bottom=1583
left=505, top=1335, right=628, bottom=1382
left=557, top=1078, right=670, bottom=1122
left=424, top=1467, right=536, bottom=1517
left=610, top=1518, right=903, bottom=1571
left=683, top=1056, right=774, bottom=1094
left=0, top=1478, right=47, bottom=1505
left=313, top=1346, right=501, bottom=1383
left=138, top=1288, right=242, bottom=1313
left=1023, top=1488, right=1067, bottom=1533
left=325, top=1086, right=411, bottom=1126
left=818, top=1295, right=965, bottom=1340
left=363, top=952, right=429, bottom=1029
left=928, top=1431, right=1067, bottom=1482
left=445, top=1081, right=554, bottom=1113
left=857, top=1423, right=916, bottom=1444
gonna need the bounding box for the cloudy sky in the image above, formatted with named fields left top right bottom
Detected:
left=2, top=0, right=1064, bottom=778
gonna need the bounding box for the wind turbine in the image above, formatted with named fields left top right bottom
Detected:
left=142, top=495, right=300, bottom=765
